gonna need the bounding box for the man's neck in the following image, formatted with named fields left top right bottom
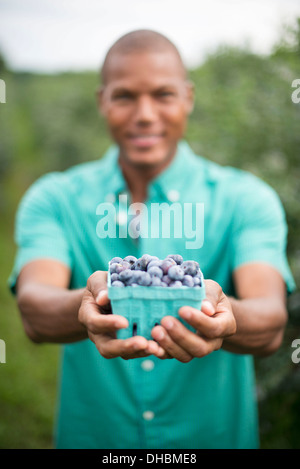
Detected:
left=118, top=150, right=177, bottom=203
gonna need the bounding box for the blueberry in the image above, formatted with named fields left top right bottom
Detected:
left=141, top=254, right=153, bottom=264
left=126, top=270, right=142, bottom=285
left=109, top=254, right=202, bottom=289
left=147, top=260, right=162, bottom=271
left=181, top=260, right=199, bottom=277
left=123, top=255, right=137, bottom=267
left=118, top=269, right=134, bottom=284
left=169, top=280, right=183, bottom=288
left=168, top=265, right=184, bottom=281
left=137, top=271, right=152, bottom=286
left=159, top=281, right=168, bottom=287
left=138, top=254, right=159, bottom=270
left=148, top=266, right=163, bottom=279
left=164, top=256, right=176, bottom=262
left=111, top=280, right=125, bottom=287
left=115, top=261, right=131, bottom=274
left=109, top=262, right=119, bottom=274
left=162, top=275, right=172, bottom=285
left=160, top=259, right=175, bottom=274
left=110, top=257, right=123, bottom=265
left=151, top=276, right=162, bottom=286
left=182, top=275, right=194, bottom=287
left=193, top=276, right=202, bottom=287
left=133, top=257, right=147, bottom=271
left=143, top=254, right=159, bottom=263
left=110, top=273, right=119, bottom=282
left=167, top=254, right=183, bottom=265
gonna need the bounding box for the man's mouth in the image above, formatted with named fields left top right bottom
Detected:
left=128, top=134, right=163, bottom=148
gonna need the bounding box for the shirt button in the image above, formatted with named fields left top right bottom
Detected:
left=141, top=359, right=155, bottom=371
left=143, top=410, right=155, bottom=421
left=167, top=189, right=180, bottom=202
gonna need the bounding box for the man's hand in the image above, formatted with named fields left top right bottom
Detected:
left=151, top=280, right=237, bottom=362
left=78, top=270, right=165, bottom=360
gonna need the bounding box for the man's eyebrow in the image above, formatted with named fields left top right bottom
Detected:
left=153, top=85, right=178, bottom=92
left=111, top=87, right=134, bottom=94
left=112, top=84, right=178, bottom=93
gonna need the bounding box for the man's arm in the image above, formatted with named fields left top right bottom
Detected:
left=16, top=259, right=87, bottom=343
left=16, top=260, right=165, bottom=359
left=16, top=259, right=288, bottom=359
left=151, top=262, right=288, bottom=360
left=223, top=262, right=288, bottom=356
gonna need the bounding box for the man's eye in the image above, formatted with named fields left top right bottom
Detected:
left=113, top=93, right=132, bottom=100
left=157, top=91, right=175, bottom=98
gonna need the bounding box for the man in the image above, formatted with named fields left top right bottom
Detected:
left=9, top=29, right=295, bottom=449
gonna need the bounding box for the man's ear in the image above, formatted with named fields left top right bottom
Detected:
left=185, top=80, right=195, bottom=115
left=96, top=86, right=106, bottom=116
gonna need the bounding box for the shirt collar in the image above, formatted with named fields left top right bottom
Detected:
left=101, top=145, right=127, bottom=201
left=148, top=140, right=200, bottom=201
left=102, top=140, right=204, bottom=203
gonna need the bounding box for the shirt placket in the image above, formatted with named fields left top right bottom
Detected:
left=130, top=186, right=166, bottom=449
left=115, top=180, right=183, bottom=448
left=132, top=355, right=161, bottom=449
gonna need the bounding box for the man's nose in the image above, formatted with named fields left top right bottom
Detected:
left=134, top=95, right=157, bottom=123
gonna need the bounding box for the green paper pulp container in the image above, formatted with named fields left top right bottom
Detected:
left=107, top=270, right=206, bottom=340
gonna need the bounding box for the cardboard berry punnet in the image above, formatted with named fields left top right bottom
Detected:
left=107, top=254, right=206, bottom=340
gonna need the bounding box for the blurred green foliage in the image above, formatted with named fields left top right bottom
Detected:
left=0, top=20, right=299, bottom=448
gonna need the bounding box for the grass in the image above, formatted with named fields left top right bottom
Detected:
left=0, top=217, right=60, bottom=449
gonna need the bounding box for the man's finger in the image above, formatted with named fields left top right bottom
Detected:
left=151, top=324, right=193, bottom=362
left=87, top=270, right=108, bottom=299
left=179, top=302, right=236, bottom=340
left=85, top=271, right=112, bottom=314
left=202, top=279, right=223, bottom=314
left=79, top=301, right=128, bottom=333
left=159, top=315, right=223, bottom=357
left=96, top=289, right=112, bottom=314
left=201, top=300, right=215, bottom=316
left=96, top=335, right=160, bottom=360
left=178, top=306, right=216, bottom=335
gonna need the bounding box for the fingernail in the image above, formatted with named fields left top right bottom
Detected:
left=115, top=320, right=128, bottom=329
left=155, top=329, right=164, bottom=340
left=202, top=300, right=215, bottom=315
left=96, top=290, right=107, bottom=303
left=180, top=308, right=191, bottom=319
left=164, top=319, right=173, bottom=330
left=133, top=343, right=142, bottom=351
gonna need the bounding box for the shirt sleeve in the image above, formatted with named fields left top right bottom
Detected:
left=230, top=174, right=296, bottom=295
left=8, top=172, right=73, bottom=294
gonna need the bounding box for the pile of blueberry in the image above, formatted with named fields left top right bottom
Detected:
left=109, top=254, right=203, bottom=288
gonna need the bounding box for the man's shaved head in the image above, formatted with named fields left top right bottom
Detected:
left=98, top=28, right=195, bottom=175
left=100, top=29, right=187, bottom=85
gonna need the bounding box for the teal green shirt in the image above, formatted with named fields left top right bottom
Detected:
left=9, top=141, right=295, bottom=449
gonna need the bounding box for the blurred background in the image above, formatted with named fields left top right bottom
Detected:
left=0, top=0, right=299, bottom=449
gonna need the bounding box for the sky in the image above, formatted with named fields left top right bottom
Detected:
left=0, top=0, right=299, bottom=73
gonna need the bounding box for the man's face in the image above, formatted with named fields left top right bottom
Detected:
left=98, top=50, right=194, bottom=169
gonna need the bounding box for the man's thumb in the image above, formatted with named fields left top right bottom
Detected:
left=201, top=299, right=215, bottom=316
